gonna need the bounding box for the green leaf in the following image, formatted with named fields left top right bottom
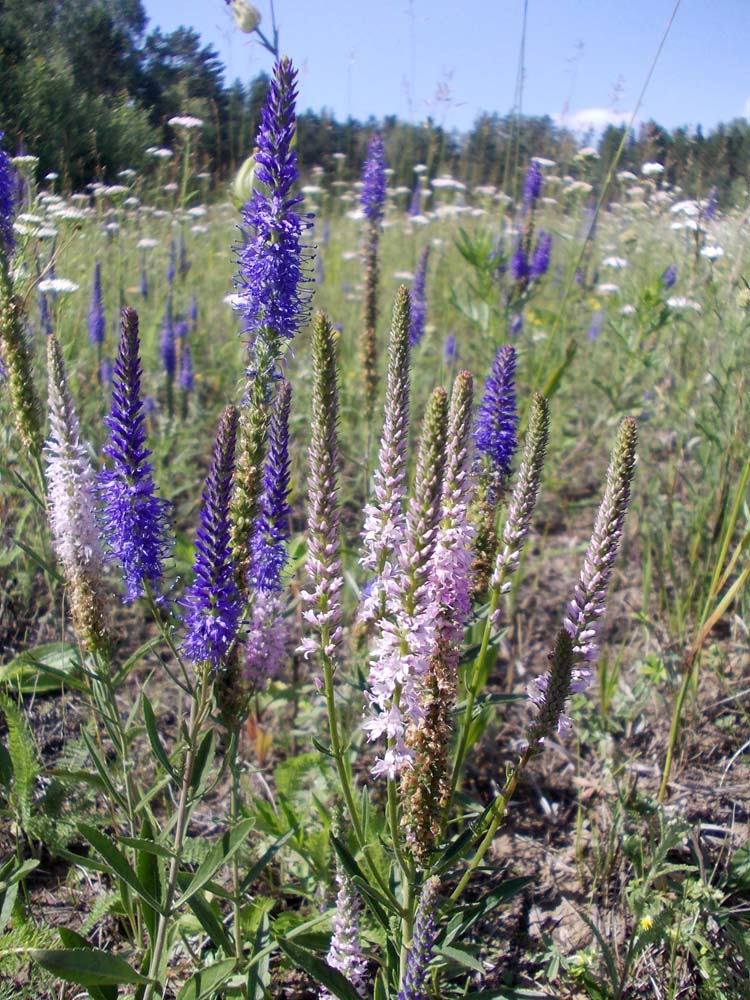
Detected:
left=179, top=818, right=254, bottom=905
left=31, top=948, right=151, bottom=986
left=78, top=823, right=165, bottom=915
left=329, top=834, right=392, bottom=929
left=189, top=728, right=216, bottom=795
left=136, top=815, right=162, bottom=945
left=0, top=856, right=39, bottom=926
left=439, top=943, right=485, bottom=974
left=118, top=837, right=174, bottom=861
left=56, top=930, right=117, bottom=1000
left=81, top=729, right=126, bottom=808
left=176, top=958, right=236, bottom=1000
left=0, top=642, right=87, bottom=694
left=184, top=889, right=234, bottom=953
left=277, top=938, right=362, bottom=1000
left=245, top=911, right=271, bottom=1000
left=239, top=827, right=294, bottom=894
left=141, top=695, right=177, bottom=780
left=112, top=638, right=162, bottom=688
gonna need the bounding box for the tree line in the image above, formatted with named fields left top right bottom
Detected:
left=1, top=0, right=749, bottom=205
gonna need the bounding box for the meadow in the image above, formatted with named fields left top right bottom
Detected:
left=0, top=57, right=749, bottom=1000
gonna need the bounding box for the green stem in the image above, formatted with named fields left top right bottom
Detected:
left=321, top=653, right=403, bottom=915
left=450, top=748, right=531, bottom=903
left=142, top=665, right=213, bottom=1000
left=450, top=588, right=500, bottom=800
left=227, top=732, right=248, bottom=996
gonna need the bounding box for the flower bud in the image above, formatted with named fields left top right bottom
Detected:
left=231, top=0, right=262, bottom=33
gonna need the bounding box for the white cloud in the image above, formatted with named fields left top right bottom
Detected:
left=555, top=107, right=633, bottom=133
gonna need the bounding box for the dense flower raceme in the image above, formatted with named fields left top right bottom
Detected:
left=363, top=386, right=448, bottom=779
left=530, top=229, right=552, bottom=278
left=235, top=57, right=312, bottom=364
left=181, top=405, right=242, bottom=667
left=400, top=373, right=475, bottom=854
left=299, top=314, right=343, bottom=663
left=409, top=246, right=430, bottom=346
left=490, top=392, right=550, bottom=603
left=321, top=860, right=367, bottom=999
left=474, top=344, right=518, bottom=495
left=360, top=133, right=387, bottom=224
left=398, top=878, right=441, bottom=1000
left=99, top=307, right=172, bottom=602
left=45, top=336, right=109, bottom=650
left=88, top=261, right=105, bottom=346
left=179, top=342, right=194, bottom=392
left=528, top=417, right=637, bottom=740
left=510, top=240, right=527, bottom=283
left=46, top=337, right=103, bottom=574
left=250, top=378, right=292, bottom=593
left=160, top=293, right=176, bottom=379
left=360, top=287, right=411, bottom=623
left=0, top=131, right=15, bottom=259
left=523, top=159, right=543, bottom=208
left=427, top=371, right=476, bottom=656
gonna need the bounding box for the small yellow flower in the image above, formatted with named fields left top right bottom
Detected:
left=639, top=915, right=654, bottom=932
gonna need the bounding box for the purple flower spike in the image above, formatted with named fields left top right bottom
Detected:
left=523, top=160, right=543, bottom=207
left=235, top=58, right=312, bottom=364
left=160, top=295, right=176, bottom=379
left=530, top=230, right=552, bottom=278
left=99, top=308, right=172, bottom=602
left=88, top=261, right=106, bottom=346
left=181, top=405, right=242, bottom=667
left=398, top=878, right=440, bottom=1000
left=361, top=133, right=387, bottom=224
left=179, top=343, right=194, bottom=392
left=410, top=246, right=430, bottom=346
left=444, top=333, right=458, bottom=365
left=39, top=292, right=54, bottom=337
left=0, top=132, right=16, bottom=259
left=139, top=259, right=148, bottom=300
left=588, top=310, right=604, bottom=341
left=409, top=181, right=421, bottom=218
left=475, top=344, right=518, bottom=492
left=510, top=241, right=527, bottom=283
left=167, top=238, right=177, bottom=285
left=662, top=264, right=677, bottom=290
left=250, top=379, right=292, bottom=592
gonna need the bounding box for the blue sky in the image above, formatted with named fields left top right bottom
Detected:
left=144, top=0, right=750, bottom=134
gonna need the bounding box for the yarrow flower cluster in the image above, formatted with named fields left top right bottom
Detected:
left=99, top=307, right=172, bottom=602
left=181, top=406, right=242, bottom=667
